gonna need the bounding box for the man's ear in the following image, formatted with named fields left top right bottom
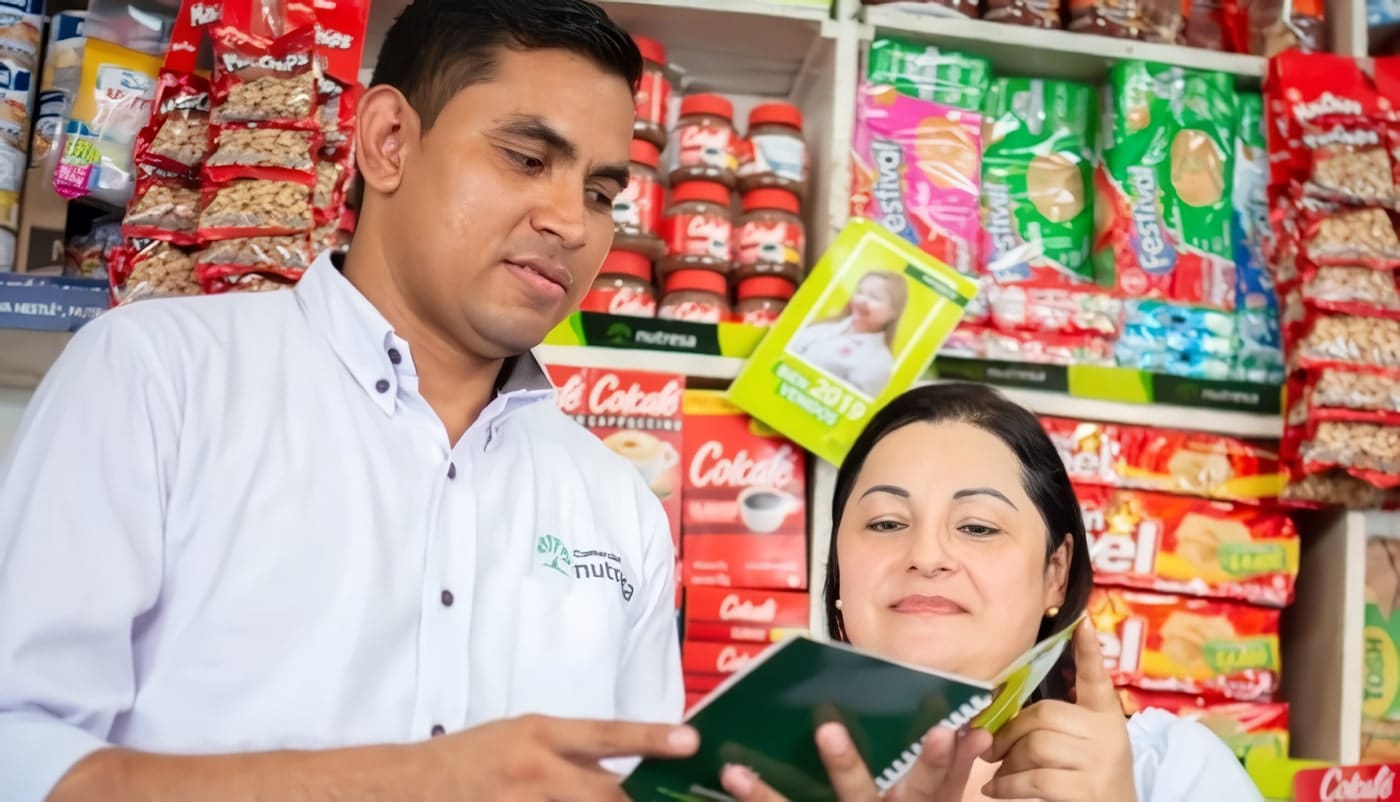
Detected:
left=1045, top=535, right=1072, bottom=609
left=355, top=85, right=420, bottom=196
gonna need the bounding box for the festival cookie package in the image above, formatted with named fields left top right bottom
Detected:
left=1117, top=689, right=1289, bottom=761
left=1090, top=587, right=1281, bottom=702
left=1076, top=485, right=1299, bottom=606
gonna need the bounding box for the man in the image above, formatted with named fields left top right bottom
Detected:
left=0, top=1, right=696, bottom=799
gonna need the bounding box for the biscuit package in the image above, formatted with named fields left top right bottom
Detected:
left=1042, top=417, right=1285, bottom=501
left=1092, top=61, right=1237, bottom=310
left=545, top=365, right=685, bottom=552
left=1363, top=535, right=1400, bottom=762
left=683, top=586, right=809, bottom=644
left=1118, top=689, right=1289, bottom=761
left=864, top=37, right=992, bottom=113
left=1077, top=484, right=1299, bottom=606
left=980, top=78, right=1096, bottom=286
left=1090, top=588, right=1281, bottom=701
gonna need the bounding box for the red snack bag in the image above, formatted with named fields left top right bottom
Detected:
left=1294, top=764, right=1400, bottom=802
left=1300, top=420, right=1400, bottom=488
left=198, top=179, right=313, bottom=239
left=1301, top=260, right=1400, bottom=317
left=982, top=327, right=1115, bottom=367
left=1298, top=118, right=1398, bottom=207
left=312, top=148, right=354, bottom=224
left=1301, top=205, right=1400, bottom=268
left=196, top=262, right=304, bottom=293
left=204, top=124, right=319, bottom=184
left=123, top=175, right=202, bottom=246
left=1309, top=366, right=1400, bottom=415
left=211, top=23, right=317, bottom=128
left=941, top=323, right=989, bottom=359
left=114, top=240, right=201, bottom=304
left=1294, top=313, right=1400, bottom=372
left=1117, top=689, right=1289, bottom=760
left=313, top=0, right=368, bottom=150
left=1076, top=485, right=1300, bottom=606
left=135, top=71, right=213, bottom=177
left=683, top=586, right=809, bottom=644
left=987, top=277, right=1123, bottom=338
left=195, top=233, right=313, bottom=271
left=1089, top=587, right=1281, bottom=702
left=681, top=640, right=770, bottom=678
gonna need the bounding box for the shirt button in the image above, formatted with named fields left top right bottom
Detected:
left=441, top=589, right=454, bottom=607
left=388, top=348, right=402, bottom=365
left=447, top=462, right=457, bottom=480
left=430, top=724, right=446, bottom=737
left=375, top=379, right=390, bottom=394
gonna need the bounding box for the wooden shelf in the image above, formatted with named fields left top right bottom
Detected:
left=861, top=5, right=1267, bottom=86
left=0, top=328, right=69, bottom=391
left=970, top=383, right=1283, bottom=439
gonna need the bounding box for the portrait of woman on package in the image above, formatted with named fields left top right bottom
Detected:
left=787, top=269, right=908, bottom=398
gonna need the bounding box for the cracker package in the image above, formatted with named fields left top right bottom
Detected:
left=1077, top=485, right=1299, bottom=606
left=1234, top=94, right=1276, bottom=314
left=1090, top=587, right=1280, bottom=701
left=1093, top=61, right=1237, bottom=310
left=1042, top=417, right=1286, bottom=501
left=1118, top=689, right=1289, bottom=761
left=1364, top=535, right=1400, bottom=762
left=980, top=78, right=1096, bottom=286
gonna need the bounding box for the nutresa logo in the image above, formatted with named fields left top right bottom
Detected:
left=536, top=534, right=635, bottom=602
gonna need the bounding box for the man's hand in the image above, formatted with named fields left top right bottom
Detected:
left=718, top=721, right=991, bottom=802
left=981, top=620, right=1137, bottom=802
left=427, top=715, right=700, bottom=800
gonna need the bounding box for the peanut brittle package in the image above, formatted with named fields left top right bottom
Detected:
left=1090, top=587, right=1280, bottom=701
left=1077, top=485, right=1299, bottom=606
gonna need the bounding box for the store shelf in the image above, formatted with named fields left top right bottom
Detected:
left=533, top=344, right=743, bottom=381
left=0, top=328, right=69, bottom=391
left=860, top=5, right=1267, bottom=85
left=966, top=384, right=1284, bottom=439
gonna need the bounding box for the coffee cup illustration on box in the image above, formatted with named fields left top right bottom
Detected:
left=737, top=486, right=801, bottom=534
left=604, top=430, right=679, bottom=498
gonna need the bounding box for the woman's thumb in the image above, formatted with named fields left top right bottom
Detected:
left=1073, top=618, right=1123, bottom=714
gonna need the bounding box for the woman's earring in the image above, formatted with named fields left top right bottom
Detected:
left=835, top=599, right=843, bottom=610
left=1045, top=605, right=1060, bottom=618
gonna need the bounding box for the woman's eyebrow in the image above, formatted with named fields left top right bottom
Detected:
left=953, top=487, right=1019, bottom=510
left=859, top=484, right=910, bottom=500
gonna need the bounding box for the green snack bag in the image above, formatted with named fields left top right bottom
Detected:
left=981, top=77, right=1097, bottom=284
left=727, top=219, right=978, bottom=467
left=866, top=35, right=992, bottom=111
left=1092, top=61, right=1238, bottom=310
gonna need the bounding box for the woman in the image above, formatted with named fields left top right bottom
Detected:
left=719, top=383, right=1260, bottom=802
left=788, top=271, right=907, bottom=397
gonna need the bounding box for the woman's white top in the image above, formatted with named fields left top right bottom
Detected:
left=965, top=708, right=1263, bottom=802
left=786, top=318, right=896, bottom=398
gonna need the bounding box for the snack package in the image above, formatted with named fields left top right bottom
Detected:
left=1303, top=207, right=1400, bottom=268
left=682, top=640, right=772, bottom=694
left=123, top=177, right=202, bottom=244
left=1363, top=536, right=1400, bottom=762
left=681, top=391, right=808, bottom=591
left=1310, top=367, right=1400, bottom=415
left=1299, top=420, right=1400, bottom=487
left=1118, top=690, right=1289, bottom=761
left=31, top=11, right=85, bottom=168
left=852, top=82, right=984, bottom=279
left=0, top=0, right=43, bottom=75
left=987, top=280, right=1122, bottom=337
left=983, top=0, right=1062, bottom=27
left=195, top=233, right=313, bottom=272
left=211, top=23, right=317, bottom=128
left=1069, top=0, right=1182, bottom=41
left=1302, top=263, right=1400, bottom=317
left=1076, top=485, right=1299, bottom=606
left=201, top=270, right=298, bottom=294
left=113, top=240, right=200, bottom=303
left=983, top=327, right=1115, bottom=366
left=1233, top=94, right=1276, bottom=314
left=204, top=125, right=318, bottom=184
left=1248, top=0, right=1327, bottom=55
left=313, top=0, right=368, bottom=152
left=1090, top=587, right=1281, bottom=701
left=980, top=78, right=1096, bottom=286
left=1282, top=468, right=1397, bottom=508
left=547, top=366, right=685, bottom=551
left=682, top=586, right=809, bottom=644
left=1299, top=118, right=1397, bottom=208
left=1093, top=62, right=1237, bottom=310
left=1295, top=314, right=1400, bottom=372
left=1235, top=307, right=1284, bottom=384
left=134, top=72, right=212, bottom=177
left=198, top=179, right=313, bottom=239
left=864, top=37, right=991, bottom=112
left=1042, top=417, right=1285, bottom=501
left=53, top=39, right=162, bottom=206
left=862, top=0, right=980, bottom=18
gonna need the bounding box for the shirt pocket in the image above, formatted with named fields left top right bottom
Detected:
left=509, top=571, right=629, bottom=717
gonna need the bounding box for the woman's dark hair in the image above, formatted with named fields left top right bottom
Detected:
left=823, top=382, right=1093, bottom=703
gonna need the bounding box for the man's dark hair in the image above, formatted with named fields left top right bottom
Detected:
left=371, top=0, right=642, bottom=131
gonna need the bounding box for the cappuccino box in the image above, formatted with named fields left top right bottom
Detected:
left=683, top=640, right=772, bottom=694
left=1295, top=764, right=1400, bottom=802
left=681, top=390, right=808, bottom=591
left=684, top=586, right=810, bottom=643
left=545, top=364, right=685, bottom=552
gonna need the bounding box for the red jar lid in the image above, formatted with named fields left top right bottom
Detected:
left=629, top=138, right=661, bottom=168
left=742, top=188, right=800, bottom=215
left=737, top=276, right=797, bottom=301
left=665, top=268, right=728, bottom=297
left=599, top=249, right=653, bottom=282
left=680, top=93, right=734, bottom=121
left=633, top=34, right=666, bottom=66
left=671, top=181, right=731, bottom=208
left=749, top=102, right=803, bottom=131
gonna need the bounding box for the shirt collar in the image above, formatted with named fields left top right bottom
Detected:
left=297, top=251, right=556, bottom=420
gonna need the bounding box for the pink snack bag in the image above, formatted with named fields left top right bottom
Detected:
left=851, top=83, right=984, bottom=284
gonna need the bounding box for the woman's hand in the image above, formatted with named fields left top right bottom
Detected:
left=981, top=620, right=1138, bottom=802
left=719, top=720, right=992, bottom=802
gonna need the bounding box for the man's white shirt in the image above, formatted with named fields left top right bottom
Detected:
left=0, top=253, right=683, bottom=802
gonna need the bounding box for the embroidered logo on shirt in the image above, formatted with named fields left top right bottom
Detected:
left=536, top=535, right=572, bottom=575
left=536, top=535, right=636, bottom=602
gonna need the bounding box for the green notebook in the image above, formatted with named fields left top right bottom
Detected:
left=624, top=617, right=1083, bottom=801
